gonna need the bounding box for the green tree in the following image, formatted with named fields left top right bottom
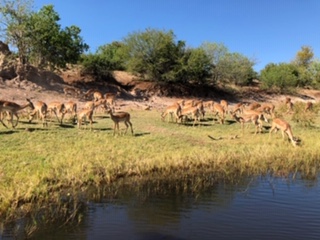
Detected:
left=294, top=45, right=314, bottom=68
left=27, top=5, right=88, bottom=69
left=260, top=63, right=299, bottom=91
left=0, top=0, right=33, bottom=64
left=182, top=47, right=212, bottom=84
left=123, top=28, right=183, bottom=81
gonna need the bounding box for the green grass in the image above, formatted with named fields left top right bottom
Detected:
left=1, top=107, right=320, bottom=227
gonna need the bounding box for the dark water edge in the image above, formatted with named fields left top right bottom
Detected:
left=1, top=173, right=320, bottom=240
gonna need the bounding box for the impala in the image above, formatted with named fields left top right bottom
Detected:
left=106, top=108, right=134, bottom=136
left=161, top=103, right=182, bottom=123
left=212, top=102, right=225, bottom=124
left=77, top=100, right=105, bottom=130
left=93, top=91, right=103, bottom=102
left=64, top=101, right=77, bottom=123
left=47, top=101, right=66, bottom=124
left=285, top=97, right=294, bottom=114
left=220, top=99, right=229, bottom=115
left=258, top=102, right=275, bottom=117
left=305, top=101, right=313, bottom=112
left=269, top=118, right=300, bottom=146
left=63, top=87, right=81, bottom=97
left=27, top=100, right=48, bottom=127
left=179, top=106, right=201, bottom=126
left=232, top=112, right=264, bottom=135
left=0, top=99, right=34, bottom=128
left=232, top=102, right=245, bottom=114
left=247, top=102, right=261, bottom=110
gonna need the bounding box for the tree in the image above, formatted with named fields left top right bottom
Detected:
left=0, top=0, right=34, bottom=64
left=123, top=28, right=183, bottom=81
left=27, top=5, right=88, bottom=69
left=293, top=45, right=314, bottom=68
left=0, top=1, right=88, bottom=69
left=260, top=63, right=299, bottom=91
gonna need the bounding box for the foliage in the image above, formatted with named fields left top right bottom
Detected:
left=0, top=1, right=88, bottom=69
left=200, top=42, right=257, bottom=85
left=293, top=45, right=314, bottom=68
left=0, top=0, right=33, bottom=64
left=80, top=41, right=127, bottom=76
left=260, top=63, right=300, bottom=91
left=123, top=28, right=184, bottom=82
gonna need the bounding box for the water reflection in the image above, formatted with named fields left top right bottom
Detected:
left=2, top=174, right=320, bottom=240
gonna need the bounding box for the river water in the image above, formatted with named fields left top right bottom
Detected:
left=2, top=174, right=320, bottom=240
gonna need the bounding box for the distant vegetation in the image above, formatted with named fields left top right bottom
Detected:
left=1, top=0, right=320, bottom=92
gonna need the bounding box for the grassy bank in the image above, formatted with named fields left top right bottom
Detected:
left=1, top=105, right=320, bottom=225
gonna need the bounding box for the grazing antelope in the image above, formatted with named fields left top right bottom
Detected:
left=28, top=100, right=48, bottom=127
left=64, top=101, right=77, bottom=123
left=269, top=118, right=300, bottom=146
left=179, top=106, right=201, bottom=126
left=161, top=103, right=182, bottom=123
left=47, top=101, right=66, bottom=124
left=0, top=99, right=34, bottom=128
left=106, top=108, right=134, bottom=136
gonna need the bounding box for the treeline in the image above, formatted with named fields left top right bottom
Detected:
left=1, top=1, right=320, bottom=92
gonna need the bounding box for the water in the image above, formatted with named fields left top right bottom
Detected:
left=2, top=174, right=320, bottom=240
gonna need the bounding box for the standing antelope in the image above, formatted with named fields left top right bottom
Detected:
left=77, top=100, right=105, bottom=130
left=232, top=112, right=265, bottom=135
left=220, top=99, right=229, bottom=115
left=212, top=102, right=225, bottom=124
left=106, top=108, right=134, bottom=136
left=269, top=118, right=300, bottom=146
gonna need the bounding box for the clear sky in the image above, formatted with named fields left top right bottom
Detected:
left=33, top=0, right=320, bottom=72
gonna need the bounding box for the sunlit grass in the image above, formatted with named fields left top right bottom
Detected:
left=1, top=106, right=320, bottom=226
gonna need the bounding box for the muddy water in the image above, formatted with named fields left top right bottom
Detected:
left=2, top=174, right=320, bottom=240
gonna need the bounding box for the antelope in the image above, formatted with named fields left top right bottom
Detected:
left=64, top=101, right=77, bottom=123
left=83, top=88, right=97, bottom=100
left=104, top=92, right=119, bottom=110
left=247, top=102, right=261, bottom=110
left=106, top=108, right=134, bottom=136
left=63, top=87, right=81, bottom=97
left=212, top=102, right=225, bottom=124
left=28, top=100, right=48, bottom=127
left=93, top=91, right=103, bottom=102
left=47, top=101, right=66, bottom=124
left=258, top=103, right=275, bottom=117
left=77, top=100, right=105, bottom=130
left=305, top=101, right=313, bottom=112
left=0, top=99, right=34, bottom=128
left=232, top=102, right=245, bottom=115
left=232, top=112, right=265, bottom=135
left=242, top=108, right=269, bottom=123
left=179, top=106, right=201, bottom=126
left=285, top=97, right=294, bottom=114
left=269, top=118, right=300, bottom=146
left=194, top=100, right=205, bottom=119
left=161, top=103, right=182, bottom=123
left=220, top=99, right=229, bottom=115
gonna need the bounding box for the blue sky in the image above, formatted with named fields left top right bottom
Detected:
left=34, top=0, right=320, bottom=72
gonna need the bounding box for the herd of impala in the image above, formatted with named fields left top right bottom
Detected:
left=0, top=85, right=314, bottom=145
left=161, top=96, right=313, bottom=146
left=0, top=87, right=133, bottom=136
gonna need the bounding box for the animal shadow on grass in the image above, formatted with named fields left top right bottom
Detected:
left=134, top=132, right=150, bottom=137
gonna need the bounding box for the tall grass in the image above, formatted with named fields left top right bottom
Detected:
left=1, top=105, right=320, bottom=229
